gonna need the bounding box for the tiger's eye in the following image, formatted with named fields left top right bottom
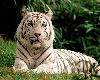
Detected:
left=42, top=23, right=45, bottom=26
left=28, top=22, right=33, bottom=27
left=24, top=31, right=26, bottom=35
left=42, top=23, right=47, bottom=27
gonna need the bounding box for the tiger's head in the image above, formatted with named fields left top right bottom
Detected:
left=17, top=6, right=54, bottom=48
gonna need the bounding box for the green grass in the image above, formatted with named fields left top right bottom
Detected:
left=0, top=37, right=16, bottom=67
left=0, top=37, right=100, bottom=80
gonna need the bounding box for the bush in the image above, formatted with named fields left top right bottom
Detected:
left=14, top=0, right=100, bottom=63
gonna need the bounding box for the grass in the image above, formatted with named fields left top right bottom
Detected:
left=0, top=37, right=100, bottom=80
left=0, top=37, right=16, bottom=67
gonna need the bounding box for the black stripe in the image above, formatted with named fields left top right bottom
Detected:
left=65, top=51, right=83, bottom=72
left=21, top=31, right=24, bottom=39
left=17, top=40, right=32, bottom=57
left=72, top=52, right=84, bottom=72
left=16, top=56, right=29, bottom=67
left=21, top=15, right=29, bottom=31
left=48, top=31, right=51, bottom=41
left=69, top=51, right=84, bottom=70
left=57, top=53, right=69, bottom=72
left=68, top=51, right=81, bottom=70
left=59, top=60, right=63, bottom=72
left=39, top=53, right=51, bottom=65
left=55, top=55, right=60, bottom=72
left=62, top=60, right=68, bottom=72
left=78, top=53, right=85, bottom=72
left=16, top=49, right=30, bottom=67
left=80, top=54, right=88, bottom=72
left=36, top=46, right=50, bottom=60
left=44, top=31, right=49, bottom=38
left=42, top=15, right=50, bottom=27
left=40, top=15, right=51, bottom=41
left=57, top=62, right=59, bottom=72
left=80, top=54, right=86, bottom=61
left=70, top=51, right=81, bottom=61
left=16, top=57, right=25, bottom=62
left=22, top=22, right=25, bottom=31
left=61, top=51, right=76, bottom=70
left=17, top=48, right=27, bottom=59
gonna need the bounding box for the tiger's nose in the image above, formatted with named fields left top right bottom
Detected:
left=34, top=33, right=41, bottom=37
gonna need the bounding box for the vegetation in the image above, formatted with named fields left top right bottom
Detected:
left=0, top=37, right=16, bottom=67
left=0, top=37, right=100, bottom=80
left=14, top=0, right=100, bottom=63
left=0, top=0, right=100, bottom=79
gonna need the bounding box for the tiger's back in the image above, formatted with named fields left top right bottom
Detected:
left=54, top=49, right=99, bottom=74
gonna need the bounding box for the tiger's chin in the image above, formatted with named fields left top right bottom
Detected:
left=32, top=43, right=41, bottom=48
left=30, top=40, right=41, bottom=47
left=30, top=41, right=50, bottom=49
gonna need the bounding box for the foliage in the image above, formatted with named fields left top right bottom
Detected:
left=14, top=0, right=100, bottom=63
left=0, top=68, right=100, bottom=80
left=0, top=0, right=100, bottom=79
left=51, top=0, right=100, bottom=64
left=0, top=66, right=100, bottom=80
left=0, top=37, right=16, bottom=67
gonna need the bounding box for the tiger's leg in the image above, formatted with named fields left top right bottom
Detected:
left=14, top=58, right=29, bottom=72
left=32, top=63, right=55, bottom=73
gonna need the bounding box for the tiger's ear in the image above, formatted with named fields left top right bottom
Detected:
left=45, top=5, right=53, bottom=19
left=25, top=6, right=30, bottom=14
left=21, top=6, right=30, bottom=17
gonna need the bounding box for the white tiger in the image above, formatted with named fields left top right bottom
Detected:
left=14, top=6, right=100, bottom=75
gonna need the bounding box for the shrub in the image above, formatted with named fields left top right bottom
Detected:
left=14, top=0, right=100, bottom=63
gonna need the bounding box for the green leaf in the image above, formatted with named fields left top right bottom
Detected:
left=86, top=45, right=97, bottom=50
left=86, top=27, right=93, bottom=33
left=73, top=14, right=76, bottom=21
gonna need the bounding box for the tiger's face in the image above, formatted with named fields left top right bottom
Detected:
left=23, top=12, right=50, bottom=44
left=17, top=8, right=54, bottom=48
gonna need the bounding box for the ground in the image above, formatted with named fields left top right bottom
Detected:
left=0, top=37, right=99, bottom=80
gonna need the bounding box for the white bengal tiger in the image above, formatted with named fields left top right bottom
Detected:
left=14, top=6, right=100, bottom=75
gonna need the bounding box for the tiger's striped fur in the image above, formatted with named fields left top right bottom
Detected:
left=14, top=6, right=100, bottom=75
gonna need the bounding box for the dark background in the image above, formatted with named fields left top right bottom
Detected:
left=0, top=0, right=23, bottom=39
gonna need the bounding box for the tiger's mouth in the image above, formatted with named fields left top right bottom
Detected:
left=30, top=39, right=40, bottom=44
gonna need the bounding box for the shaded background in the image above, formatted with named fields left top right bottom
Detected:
left=0, top=0, right=17, bottom=39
